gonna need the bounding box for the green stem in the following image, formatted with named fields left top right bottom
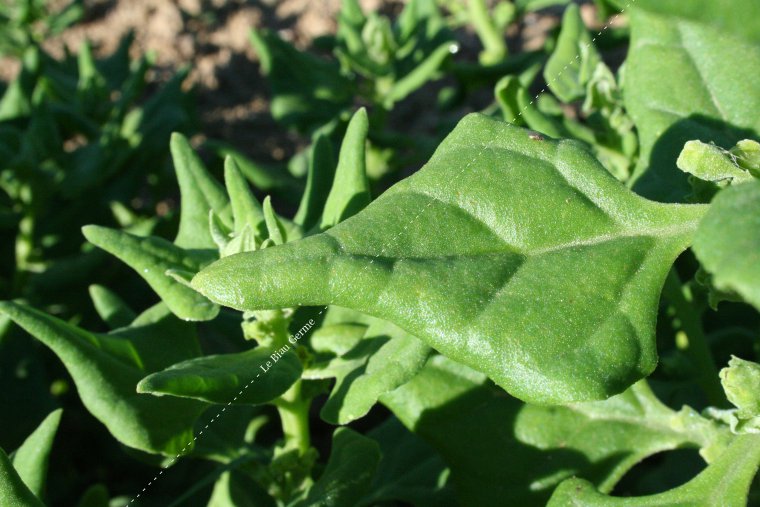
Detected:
left=275, top=380, right=311, bottom=454
left=468, top=0, right=507, bottom=64
left=662, top=269, right=725, bottom=407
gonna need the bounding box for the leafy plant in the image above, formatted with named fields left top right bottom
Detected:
left=2, top=0, right=760, bottom=505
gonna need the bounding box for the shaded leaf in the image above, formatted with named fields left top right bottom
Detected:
left=193, top=114, right=707, bottom=404
left=291, top=428, right=381, bottom=507
left=382, top=356, right=726, bottom=506
left=88, top=284, right=137, bottom=329
left=82, top=225, right=219, bottom=321
left=548, top=434, right=760, bottom=506
left=0, top=301, right=206, bottom=455
left=624, top=2, right=760, bottom=202
left=138, top=346, right=302, bottom=405
left=693, top=181, right=760, bottom=311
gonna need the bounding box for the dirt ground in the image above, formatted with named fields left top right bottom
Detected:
left=3, top=1, right=603, bottom=163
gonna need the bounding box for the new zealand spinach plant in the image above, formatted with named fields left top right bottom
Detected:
left=2, top=0, right=760, bottom=505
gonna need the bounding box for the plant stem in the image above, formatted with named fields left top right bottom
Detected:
left=275, top=380, right=311, bottom=454
left=662, top=269, right=725, bottom=407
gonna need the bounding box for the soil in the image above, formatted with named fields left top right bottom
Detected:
left=2, top=1, right=597, bottom=163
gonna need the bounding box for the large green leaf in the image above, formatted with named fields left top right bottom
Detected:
left=82, top=225, right=219, bottom=322
left=381, top=355, right=727, bottom=507
left=137, top=346, right=302, bottom=405
left=548, top=434, right=760, bottom=506
left=291, top=428, right=381, bottom=507
left=193, top=114, right=706, bottom=404
left=693, top=181, right=760, bottom=311
left=0, top=302, right=206, bottom=455
left=0, top=448, right=43, bottom=507
left=624, top=1, right=760, bottom=202
left=10, top=409, right=61, bottom=499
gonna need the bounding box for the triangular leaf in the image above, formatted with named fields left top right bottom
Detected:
left=320, top=108, right=371, bottom=229
left=0, top=448, right=43, bottom=507
left=193, top=114, right=706, bottom=404
left=294, top=134, right=336, bottom=231
left=171, top=132, right=232, bottom=249
left=10, top=409, right=62, bottom=499
left=224, top=157, right=264, bottom=236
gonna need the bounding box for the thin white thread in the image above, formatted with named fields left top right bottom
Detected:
left=128, top=4, right=634, bottom=504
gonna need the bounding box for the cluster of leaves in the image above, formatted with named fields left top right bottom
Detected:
left=2, top=0, right=760, bottom=506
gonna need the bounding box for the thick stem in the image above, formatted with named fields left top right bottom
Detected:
left=662, top=269, right=725, bottom=407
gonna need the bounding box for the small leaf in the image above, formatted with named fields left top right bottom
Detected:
left=11, top=409, right=62, bottom=499
left=193, top=114, right=707, bottom=404
left=310, top=317, right=430, bottom=425
left=544, top=4, right=601, bottom=103
left=88, top=284, right=137, bottom=329
left=82, top=225, right=219, bottom=321
left=721, top=356, right=760, bottom=420
left=0, top=301, right=206, bottom=455
left=263, top=196, right=287, bottom=246
left=548, top=434, right=760, bottom=506
left=171, top=133, right=233, bottom=249
left=225, top=157, right=265, bottom=236
left=138, top=346, right=302, bottom=405
left=0, top=448, right=43, bottom=507
left=320, top=108, right=371, bottom=229
left=292, top=428, right=381, bottom=507
left=294, top=134, right=336, bottom=231
left=693, top=181, right=760, bottom=311
left=677, top=140, right=753, bottom=185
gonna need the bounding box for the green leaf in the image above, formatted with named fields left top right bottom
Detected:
left=320, top=108, right=371, bottom=229
left=137, top=346, right=302, bottom=405
left=382, top=356, right=726, bottom=506
left=0, top=448, right=43, bottom=507
left=193, top=114, right=707, bottom=404
left=548, top=434, right=760, bottom=506
left=544, top=4, right=601, bottom=103
left=294, top=135, right=336, bottom=231
left=88, top=284, right=137, bottom=329
left=208, top=470, right=275, bottom=507
left=225, top=157, right=264, bottom=236
left=361, top=418, right=452, bottom=506
left=263, top=196, right=287, bottom=246
left=291, top=428, right=381, bottom=507
left=10, top=409, right=61, bottom=499
left=0, top=301, right=206, bottom=455
left=692, top=181, right=760, bottom=311
left=306, top=315, right=430, bottom=424
left=677, top=140, right=754, bottom=185
left=250, top=29, right=352, bottom=132
left=171, top=132, right=233, bottom=249
left=624, top=3, right=760, bottom=202
left=82, top=225, right=219, bottom=321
